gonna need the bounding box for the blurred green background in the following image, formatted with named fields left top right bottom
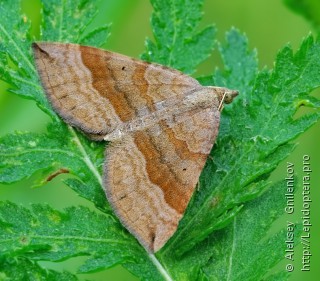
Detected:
left=0, top=0, right=319, bottom=280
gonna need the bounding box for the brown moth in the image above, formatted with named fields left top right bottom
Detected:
left=32, top=42, right=238, bottom=253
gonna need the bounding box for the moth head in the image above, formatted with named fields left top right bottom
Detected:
left=212, top=87, right=238, bottom=104
left=223, top=89, right=238, bottom=104
left=207, top=87, right=238, bottom=111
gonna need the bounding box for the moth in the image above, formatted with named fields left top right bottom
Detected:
left=32, top=43, right=238, bottom=253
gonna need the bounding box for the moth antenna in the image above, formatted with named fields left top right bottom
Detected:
left=218, top=91, right=227, bottom=111
left=217, top=88, right=238, bottom=111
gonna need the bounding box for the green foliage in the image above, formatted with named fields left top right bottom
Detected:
left=284, top=0, right=320, bottom=31
left=0, top=256, right=78, bottom=281
left=41, top=0, right=110, bottom=45
left=0, top=0, right=54, bottom=117
left=0, top=0, right=319, bottom=280
left=165, top=30, right=320, bottom=256
left=201, top=181, right=293, bottom=281
left=0, top=122, right=107, bottom=209
left=142, top=0, right=216, bottom=74
left=0, top=202, right=139, bottom=269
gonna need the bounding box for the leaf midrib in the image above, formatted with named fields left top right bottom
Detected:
left=0, top=23, right=36, bottom=74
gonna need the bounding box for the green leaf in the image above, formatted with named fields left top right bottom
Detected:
left=80, top=25, right=111, bottom=47
left=264, top=271, right=291, bottom=281
left=0, top=202, right=135, bottom=267
left=0, top=202, right=164, bottom=280
left=283, top=0, right=320, bottom=31
left=0, top=256, right=78, bottom=281
left=141, top=0, right=216, bottom=74
left=198, top=28, right=258, bottom=92
left=155, top=180, right=299, bottom=281
left=41, top=0, right=110, bottom=44
left=201, top=181, right=299, bottom=281
left=214, top=28, right=258, bottom=94
left=0, top=123, right=108, bottom=210
left=162, top=31, right=320, bottom=256
left=0, top=0, right=55, bottom=118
